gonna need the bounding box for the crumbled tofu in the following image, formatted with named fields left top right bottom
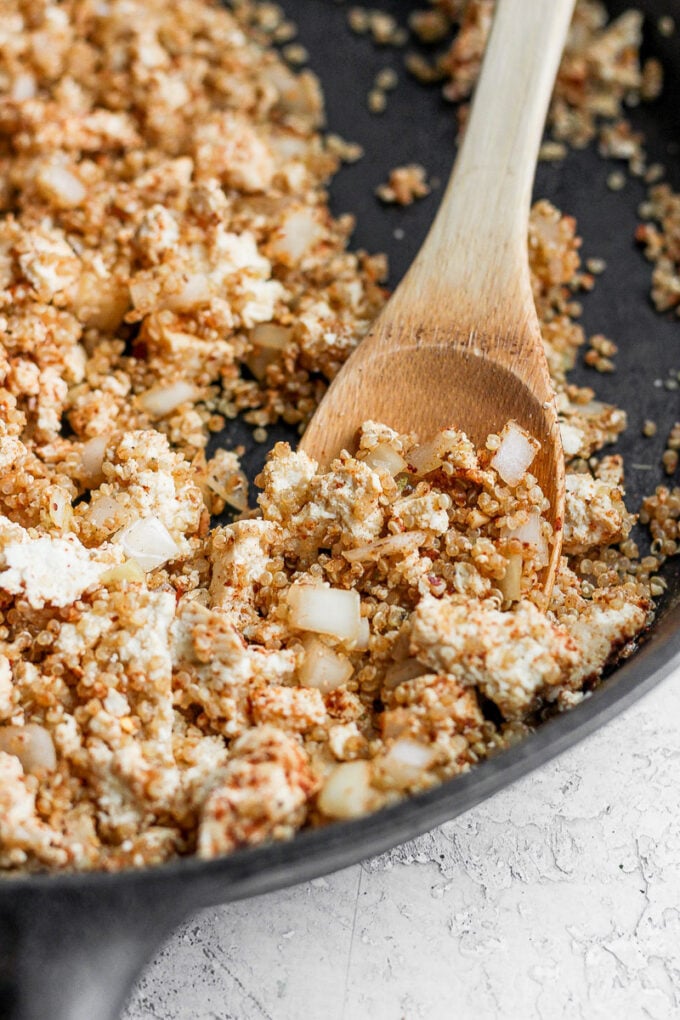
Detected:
left=410, top=596, right=580, bottom=719
left=197, top=726, right=318, bottom=856
left=565, top=595, right=650, bottom=687
left=636, top=185, right=680, bottom=318
left=564, top=472, right=633, bottom=554
left=0, top=530, right=113, bottom=608
left=437, top=2, right=655, bottom=158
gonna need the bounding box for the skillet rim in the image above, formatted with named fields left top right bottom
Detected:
left=1, top=598, right=678, bottom=902
left=2, top=0, right=680, bottom=908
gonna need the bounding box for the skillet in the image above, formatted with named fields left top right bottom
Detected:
left=1, top=1, right=679, bottom=1017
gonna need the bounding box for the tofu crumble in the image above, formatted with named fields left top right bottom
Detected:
left=0, top=0, right=673, bottom=872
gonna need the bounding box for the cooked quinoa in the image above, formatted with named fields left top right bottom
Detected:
left=375, top=164, right=431, bottom=206
left=0, top=0, right=674, bottom=874
left=405, top=0, right=662, bottom=164
left=637, top=184, right=680, bottom=317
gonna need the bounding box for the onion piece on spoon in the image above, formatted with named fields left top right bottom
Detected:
left=498, top=550, right=523, bottom=603
left=363, top=443, right=407, bottom=476
left=491, top=421, right=540, bottom=487
left=506, top=510, right=549, bottom=566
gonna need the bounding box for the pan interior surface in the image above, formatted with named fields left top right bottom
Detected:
left=2, top=0, right=680, bottom=898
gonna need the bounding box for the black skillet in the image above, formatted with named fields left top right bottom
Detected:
left=1, top=2, right=679, bottom=1017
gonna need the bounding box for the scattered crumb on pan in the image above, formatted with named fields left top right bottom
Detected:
left=375, top=164, right=431, bottom=205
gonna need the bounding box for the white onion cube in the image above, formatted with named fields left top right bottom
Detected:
left=380, top=738, right=434, bottom=787
left=0, top=724, right=57, bottom=775
left=139, top=380, right=198, bottom=418
left=86, top=495, right=126, bottom=532
left=298, top=636, right=353, bottom=692
left=165, top=273, right=212, bottom=312
left=80, top=435, right=109, bottom=485
left=250, top=323, right=293, bottom=350
left=491, top=421, right=540, bottom=486
left=506, top=511, right=549, bottom=566
left=407, top=437, right=444, bottom=476
left=36, top=164, right=86, bottom=207
left=354, top=616, right=370, bottom=651
left=317, top=760, right=374, bottom=820
left=363, top=443, right=407, bottom=476
left=498, top=551, right=522, bottom=602
left=287, top=585, right=361, bottom=643
left=115, top=516, right=178, bottom=571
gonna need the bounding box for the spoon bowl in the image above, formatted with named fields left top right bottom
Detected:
left=300, top=0, right=576, bottom=595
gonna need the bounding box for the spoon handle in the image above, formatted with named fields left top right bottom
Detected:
left=394, top=0, right=575, bottom=327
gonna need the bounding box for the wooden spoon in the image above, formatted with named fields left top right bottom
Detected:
left=300, top=0, right=575, bottom=596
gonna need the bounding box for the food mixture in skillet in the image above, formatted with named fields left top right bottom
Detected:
left=0, top=0, right=677, bottom=872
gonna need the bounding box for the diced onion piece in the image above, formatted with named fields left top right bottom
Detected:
left=364, top=444, right=407, bottom=475
left=129, top=276, right=156, bottom=311
left=298, top=636, right=353, bottom=692
left=506, top=512, right=549, bottom=567
left=48, top=487, right=73, bottom=529
left=206, top=465, right=249, bottom=512
left=0, top=724, right=57, bottom=775
left=165, top=274, right=212, bottom=312
left=507, top=511, right=542, bottom=547
left=408, top=429, right=477, bottom=475
left=11, top=73, right=36, bottom=100
left=354, top=616, right=370, bottom=651
left=363, top=443, right=407, bottom=476
left=100, top=560, right=145, bottom=585
left=269, top=208, right=321, bottom=263
left=287, top=585, right=361, bottom=644
left=80, top=435, right=109, bottom=485
left=343, top=531, right=426, bottom=563
left=223, top=480, right=249, bottom=512
left=269, top=132, right=308, bottom=159
left=247, top=322, right=292, bottom=377
left=317, top=760, right=375, bottom=820
left=267, top=65, right=322, bottom=119
left=86, top=495, right=126, bottom=532
left=380, top=739, right=434, bottom=787
left=407, top=437, right=444, bottom=476
left=498, top=551, right=522, bottom=603
left=383, top=658, right=429, bottom=690
left=250, top=323, right=293, bottom=350
left=36, top=164, right=86, bottom=208
left=115, top=516, right=178, bottom=571
left=245, top=349, right=277, bottom=381
left=491, top=421, right=540, bottom=487
left=138, top=380, right=198, bottom=419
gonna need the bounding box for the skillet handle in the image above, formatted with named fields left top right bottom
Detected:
left=0, top=881, right=192, bottom=1020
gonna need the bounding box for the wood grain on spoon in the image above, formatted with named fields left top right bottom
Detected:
left=300, top=0, right=576, bottom=597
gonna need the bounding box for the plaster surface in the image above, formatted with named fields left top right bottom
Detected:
left=123, top=671, right=680, bottom=1020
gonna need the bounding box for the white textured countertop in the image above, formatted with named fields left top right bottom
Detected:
left=123, top=671, right=680, bottom=1020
